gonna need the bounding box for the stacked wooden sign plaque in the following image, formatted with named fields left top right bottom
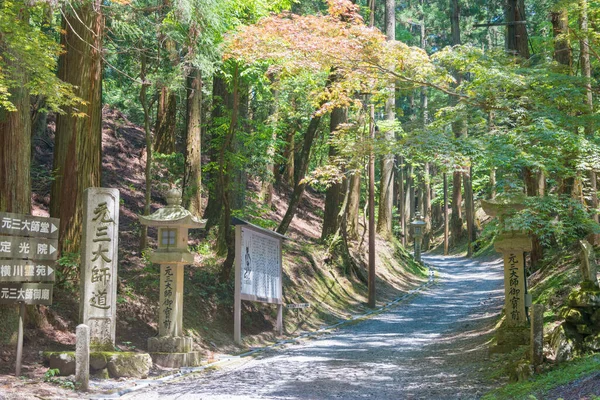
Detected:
left=0, top=212, right=58, bottom=305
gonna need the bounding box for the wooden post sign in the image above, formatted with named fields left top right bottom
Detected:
left=233, top=218, right=286, bottom=344
left=0, top=212, right=59, bottom=376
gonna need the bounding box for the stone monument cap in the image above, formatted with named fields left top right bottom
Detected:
left=138, top=188, right=206, bottom=229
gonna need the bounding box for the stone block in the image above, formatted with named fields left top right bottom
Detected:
left=148, top=336, right=193, bottom=353
left=568, top=290, right=600, bottom=308
left=150, top=351, right=202, bottom=368
left=583, top=333, right=600, bottom=351
left=551, top=323, right=581, bottom=363
left=47, top=352, right=75, bottom=376
left=89, top=353, right=108, bottom=371
left=107, top=353, right=152, bottom=379
left=497, top=326, right=530, bottom=347
left=576, top=324, right=594, bottom=335
left=530, top=304, right=544, bottom=366
left=562, top=308, right=586, bottom=324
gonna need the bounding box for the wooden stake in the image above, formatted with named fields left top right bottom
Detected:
left=15, top=302, right=24, bottom=376
left=368, top=105, right=376, bottom=308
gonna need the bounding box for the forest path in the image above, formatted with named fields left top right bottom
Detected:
left=122, top=255, right=505, bottom=400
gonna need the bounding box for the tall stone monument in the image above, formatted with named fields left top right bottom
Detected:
left=481, top=195, right=532, bottom=350
left=410, top=213, right=426, bottom=263
left=139, top=188, right=206, bottom=368
left=80, top=188, right=120, bottom=350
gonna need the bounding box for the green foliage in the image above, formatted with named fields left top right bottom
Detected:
left=506, top=196, right=600, bottom=249
left=55, top=251, right=80, bottom=292
left=482, top=354, right=600, bottom=400
left=43, top=368, right=76, bottom=390
left=0, top=1, right=80, bottom=112
left=152, top=152, right=185, bottom=189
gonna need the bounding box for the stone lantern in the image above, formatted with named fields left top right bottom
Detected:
left=410, top=213, right=426, bottom=263
left=138, top=188, right=206, bottom=367
left=481, top=193, right=532, bottom=351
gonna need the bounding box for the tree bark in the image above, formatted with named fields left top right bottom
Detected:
left=464, top=165, right=475, bottom=256
left=580, top=0, right=597, bottom=242
left=443, top=172, right=449, bottom=255
left=139, top=55, right=152, bottom=252
left=276, top=114, right=322, bottom=235
left=551, top=9, right=572, bottom=71
left=506, top=0, right=530, bottom=59
left=184, top=67, right=203, bottom=216
left=51, top=0, right=103, bottom=255
left=322, top=107, right=347, bottom=240
left=276, top=72, right=335, bottom=235
left=399, top=157, right=406, bottom=246
left=0, top=13, right=32, bottom=344
left=347, top=170, right=361, bottom=240
left=204, top=74, right=232, bottom=230
left=423, top=162, right=432, bottom=251
left=376, top=0, right=396, bottom=238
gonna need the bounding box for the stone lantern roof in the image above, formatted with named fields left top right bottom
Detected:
left=138, top=188, right=206, bottom=229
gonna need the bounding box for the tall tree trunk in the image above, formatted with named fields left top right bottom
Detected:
left=282, top=129, right=296, bottom=187
left=276, top=114, right=322, bottom=235
left=218, top=66, right=240, bottom=282
left=423, top=162, right=432, bottom=251
left=579, top=0, right=598, bottom=242
left=347, top=170, right=361, bottom=240
left=399, top=157, right=406, bottom=246
left=139, top=55, right=152, bottom=252
left=204, top=74, right=231, bottom=230
left=551, top=8, right=572, bottom=71
left=377, top=0, right=396, bottom=238
left=276, top=72, right=335, bottom=235
left=154, top=91, right=176, bottom=154
left=449, top=0, right=466, bottom=245
left=0, top=17, right=32, bottom=343
left=506, top=0, right=530, bottom=59
left=443, top=172, right=449, bottom=255
left=259, top=86, right=279, bottom=206
left=464, top=165, right=475, bottom=256
left=51, top=0, right=103, bottom=255
left=184, top=67, right=202, bottom=216
left=322, top=108, right=347, bottom=240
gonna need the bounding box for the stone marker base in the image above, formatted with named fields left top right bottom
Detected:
left=44, top=351, right=152, bottom=378
left=148, top=336, right=193, bottom=353
left=491, top=325, right=530, bottom=354
left=149, top=351, right=202, bottom=368
left=148, top=336, right=201, bottom=368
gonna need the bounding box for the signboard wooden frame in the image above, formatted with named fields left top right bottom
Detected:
left=233, top=218, right=286, bottom=344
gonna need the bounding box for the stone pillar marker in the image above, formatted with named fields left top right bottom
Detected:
left=530, top=304, right=544, bottom=366
left=481, top=194, right=532, bottom=350
left=579, top=240, right=599, bottom=288
left=80, top=188, right=120, bottom=349
left=410, top=213, right=426, bottom=263
left=75, top=324, right=90, bottom=391
left=494, top=233, right=532, bottom=327
left=139, top=188, right=206, bottom=368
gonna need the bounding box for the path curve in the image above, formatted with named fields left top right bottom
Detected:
left=122, top=255, right=505, bottom=400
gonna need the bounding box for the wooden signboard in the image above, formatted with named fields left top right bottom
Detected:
left=0, top=260, right=55, bottom=282
left=0, top=212, right=59, bottom=376
left=0, top=283, right=53, bottom=305
left=0, top=236, right=58, bottom=261
left=233, top=218, right=286, bottom=344
left=0, top=212, right=59, bottom=239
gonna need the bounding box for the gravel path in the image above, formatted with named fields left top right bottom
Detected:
left=122, top=255, right=505, bottom=400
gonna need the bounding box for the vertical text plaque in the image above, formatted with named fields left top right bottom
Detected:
left=80, top=188, right=120, bottom=348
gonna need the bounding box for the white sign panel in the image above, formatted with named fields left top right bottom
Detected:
left=240, top=226, right=282, bottom=304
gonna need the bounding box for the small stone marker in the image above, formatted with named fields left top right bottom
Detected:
left=75, top=324, right=90, bottom=391
left=530, top=304, right=544, bottom=366
left=80, top=188, right=120, bottom=349
left=579, top=240, right=598, bottom=288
